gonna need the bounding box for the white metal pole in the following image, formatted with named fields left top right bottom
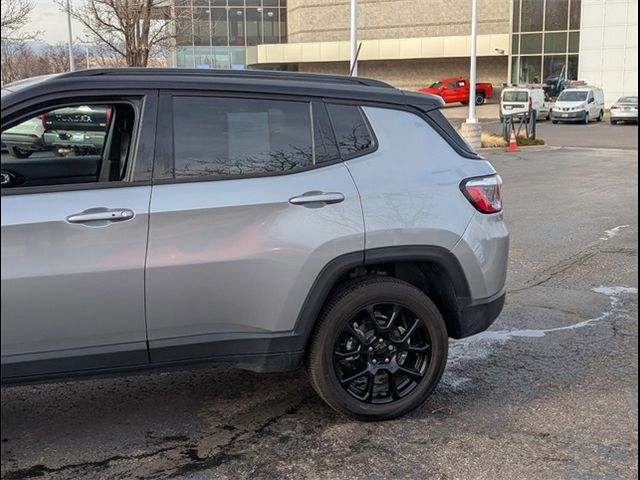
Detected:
left=467, top=0, right=478, bottom=123
left=350, top=0, right=357, bottom=76
left=66, top=0, right=75, bottom=72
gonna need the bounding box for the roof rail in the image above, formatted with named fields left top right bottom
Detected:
left=57, top=68, right=395, bottom=89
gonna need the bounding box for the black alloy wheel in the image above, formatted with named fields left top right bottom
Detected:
left=333, top=302, right=431, bottom=404
left=306, top=277, right=448, bottom=420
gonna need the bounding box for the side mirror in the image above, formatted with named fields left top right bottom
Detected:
left=589, top=98, right=595, bottom=103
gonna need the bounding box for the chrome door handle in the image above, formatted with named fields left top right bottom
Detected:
left=67, top=208, right=135, bottom=224
left=289, top=191, right=345, bottom=206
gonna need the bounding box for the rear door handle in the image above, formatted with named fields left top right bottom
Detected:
left=289, top=191, right=345, bottom=206
left=67, top=208, right=135, bottom=224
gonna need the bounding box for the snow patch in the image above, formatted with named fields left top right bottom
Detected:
left=600, top=224, right=630, bottom=240
left=448, top=285, right=637, bottom=366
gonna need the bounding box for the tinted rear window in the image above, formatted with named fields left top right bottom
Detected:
left=503, top=91, right=529, bottom=102
left=173, top=97, right=313, bottom=178
left=326, top=104, right=374, bottom=158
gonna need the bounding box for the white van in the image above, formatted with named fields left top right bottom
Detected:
left=500, top=87, right=552, bottom=120
left=551, top=86, right=605, bottom=124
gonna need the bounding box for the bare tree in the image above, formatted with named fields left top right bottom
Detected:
left=0, top=0, right=38, bottom=41
left=1, top=43, right=85, bottom=84
left=57, top=0, right=176, bottom=67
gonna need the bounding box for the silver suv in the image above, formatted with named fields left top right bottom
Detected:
left=0, top=69, right=508, bottom=420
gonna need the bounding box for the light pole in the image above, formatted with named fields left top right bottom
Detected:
left=467, top=0, right=478, bottom=124
left=66, top=0, right=75, bottom=72
left=460, top=0, right=482, bottom=149
left=350, top=0, right=357, bottom=76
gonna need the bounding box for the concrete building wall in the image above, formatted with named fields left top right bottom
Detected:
left=579, top=0, right=638, bottom=105
left=287, top=0, right=511, bottom=43
left=298, top=56, right=509, bottom=91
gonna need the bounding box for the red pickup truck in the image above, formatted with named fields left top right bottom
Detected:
left=418, top=77, right=494, bottom=105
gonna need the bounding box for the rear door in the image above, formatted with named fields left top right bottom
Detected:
left=145, top=93, right=365, bottom=361
left=1, top=93, right=157, bottom=379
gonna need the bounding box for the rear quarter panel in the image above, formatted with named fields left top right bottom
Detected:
left=345, top=106, right=496, bottom=252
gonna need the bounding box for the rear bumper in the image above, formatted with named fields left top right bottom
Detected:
left=454, top=289, right=506, bottom=338
left=610, top=111, right=638, bottom=121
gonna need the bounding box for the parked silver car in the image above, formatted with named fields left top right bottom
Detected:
left=610, top=96, right=638, bottom=124
left=0, top=69, right=509, bottom=420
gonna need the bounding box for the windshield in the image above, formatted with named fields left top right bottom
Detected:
left=429, top=82, right=442, bottom=88
left=618, top=96, right=638, bottom=104
left=557, top=90, right=588, bottom=102
left=503, top=91, right=529, bottom=102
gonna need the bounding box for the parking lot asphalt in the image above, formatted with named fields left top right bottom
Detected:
left=1, top=129, right=638, bottom=479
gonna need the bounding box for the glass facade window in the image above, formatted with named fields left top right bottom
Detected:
left=212, top=8, right=228, bottom=46
left=544, top=32, right=567, bottom=53
left=520, top=56, right=542, bottom=83
left=569, top=0, right=581, bottom=29
left=521, top=0, right=544, bottom=32
left=173, top=0, right=287, bottom=69
left=193, top=8, right=211, bottom=46
left=520, top=33, right=542, bottom=54
left=511, top=0, right=581, bottom=88
left=545, top=0, right=569, bottom=31
left=568, top=32, right=580, bottom=53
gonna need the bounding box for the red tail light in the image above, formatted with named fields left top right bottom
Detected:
left=528, top=96, right=532, bottom=110
left=610, top=105, right=620, bottom=110
left=105, top=107, right=113, bottom=126
left=461, top=175, right=503, bottom=213
left=41, top=113, right=47, bottom=129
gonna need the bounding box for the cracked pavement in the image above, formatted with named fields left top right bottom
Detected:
left=1, top=145, right=638, bottom=480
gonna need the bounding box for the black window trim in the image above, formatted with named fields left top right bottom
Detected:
left=1, top=93, right=157, bottom=196
left=153, top=91, right=349, bottom=185
left=322, top=99, right=379, bottom=161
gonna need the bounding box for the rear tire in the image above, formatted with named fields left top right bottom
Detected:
left=475, top=93, right=486, bottom=106
left=552, top=120, right=558, bottom=124
left=306, top=276, right=448, bottom=421
left=597, top=110, right=603, bottom=122
left=610, top=119, right=617, bottom=125
left=7, top=146, right=32, bottom=158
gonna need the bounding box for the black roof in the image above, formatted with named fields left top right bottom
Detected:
left=1, top=68, right=444, bottom=115
left=60, top=67, right=396, bottom=88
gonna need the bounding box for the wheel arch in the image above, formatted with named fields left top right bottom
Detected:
left=294, top=246, right=471, bottom=349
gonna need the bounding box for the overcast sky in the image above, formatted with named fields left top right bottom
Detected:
left=28, top=0, right=84, bottom=44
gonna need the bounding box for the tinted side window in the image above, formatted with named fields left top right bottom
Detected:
left=173, top=97, right=313, bottom=179
left=1, top=103, right=135, bottom=190
left=326, top=104, right=374, bottom=158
